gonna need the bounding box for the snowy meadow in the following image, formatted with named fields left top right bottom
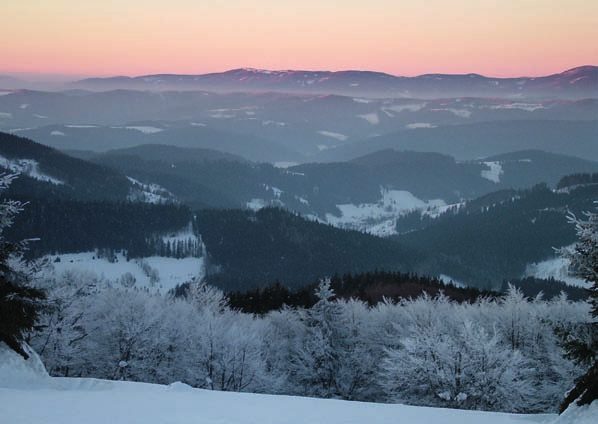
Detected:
left=1, top=341, right=596, bottom=424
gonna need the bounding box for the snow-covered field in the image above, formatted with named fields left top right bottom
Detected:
left=326, top=189, right=446, bottom=236
left=317, top=130, right=348, bottom=141
left=45, top=252, right=204, bottom=293
left=125, top=125, right=164, bottom=134
left=524, top=250, right=588, bottom=287
left=482, top=161, right=504, bottom=183
left=4, top=342, right=593, bottom=424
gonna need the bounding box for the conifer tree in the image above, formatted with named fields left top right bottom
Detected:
left=0, top=174, right=45, bottom=359
left=559, top=210, right=598, bottom=412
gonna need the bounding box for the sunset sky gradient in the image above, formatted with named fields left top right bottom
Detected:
left=3, top=0, right=598, bottom=78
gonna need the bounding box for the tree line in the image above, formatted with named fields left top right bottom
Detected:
left=4, top=197, right=192, bottom=259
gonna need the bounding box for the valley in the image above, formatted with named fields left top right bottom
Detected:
left=2, top=65, right=598, bottom=294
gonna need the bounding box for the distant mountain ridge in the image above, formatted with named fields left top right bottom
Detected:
left=71, top=66, right=598, bottom=99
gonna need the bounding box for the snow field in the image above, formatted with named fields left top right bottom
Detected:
left=45, top=252, right=204, bottom=293
left=0, top=342, right=574, bottom=424
left=481, top=161, right=504, bottom=183
left=317, top=130, right=349, bottom=141
left=326, top=189, right=446, bottom=236
left=357, top=112, right=380, bottom=125
left=524, top=248, right=588, bottom=287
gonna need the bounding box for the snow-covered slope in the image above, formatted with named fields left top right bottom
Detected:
left=1, top=341, right=578, bottom=424
left=45, top=252, right=204, bottom=293
left=0, top=154, right=64, bottom=185
left=551, top=402, right=598, bottom=424
left=127, top=176, right=178, bottom=204
left=524, top=245, right=588, bottom=287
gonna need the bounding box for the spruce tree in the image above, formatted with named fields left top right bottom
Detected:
left=559, top=209, right=598, bottom=412
left=0, top=174, right=45, bottom=359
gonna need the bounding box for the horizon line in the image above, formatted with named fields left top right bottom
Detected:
left=2, top=64, right=596, bottom=82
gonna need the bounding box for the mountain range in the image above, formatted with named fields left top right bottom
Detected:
left=65, top=66, right=598, bottom=99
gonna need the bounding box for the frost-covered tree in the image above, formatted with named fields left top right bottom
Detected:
left=287, top=279, right=379, bottom=399
left=186, top=280, right=266, bottom=392
left=559, top=210, right=598, bottom=412
left=380, top=292, right=562, bottom=412
left=29, top=269, right=99, bottom=376
left=0, top=174, right=45, bottom=359
left=335, top=298, right=380, bottom=400
left=288, top=279, right=348, bottom=398
left=80, top=287, right=168, bottom=381
left=260, top=306, right=306, bottom=394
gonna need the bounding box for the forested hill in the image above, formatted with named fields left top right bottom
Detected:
left=195, top=207, right=418, bottom=291
left=0, top=131, right=132, bottom=201
left=396, top=181, right=598, bottom=289
left=4, top=198, right=193, bottom=259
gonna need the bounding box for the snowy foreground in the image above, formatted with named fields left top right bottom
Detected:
left=1, top=344, right=595, bottom=424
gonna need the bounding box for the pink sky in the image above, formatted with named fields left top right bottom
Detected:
left=2, top=0, right=598, bottom=78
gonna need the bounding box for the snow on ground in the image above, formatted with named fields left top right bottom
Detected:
left=161, top=222, right=202, bottom=248
left=45, top=252, right=204, bottom=293
left=353, top=97, right=375, bottom=103
left=125, top=126, right=164, bottom=134
left=50, top=130, right=65, bottom=136
left=487, top=103, right=546, bottom=112
left=481, top=161, right=504, bottom=183
left=0, top=155, right=64, bottom=185
left=432, top=108, right=472, bottom=118
left=358, top=112, right=380, bottom=125
left=273, top=161, right=299, bottom=169
left=7, top=127, right=33, bottom=132
left=0, top=112, right=13, bottom=118
left=0, top=341, right=565, bottom=424
left=247, top=198, right=268, bottom=211
left=208, top=109, right=237, bottom=119
left=317, top=130, right=349, bottom=141
left=127, top=176, right=177, bottom=204
left=317, top=144, right=335, bottom=151
left=439, top=274, right=467, bottom=288
left=382, top=103, right=426, bottom=114
left=65, top=124, right=98, bottom=128
left=406, top=122, right=437, bottom=129
left=294, top=194, right=309, bottom=205
left=524, top=248, right=588, bottom=287
left=326, top=189, right=446, bottom=237
left=551, top=402, right=598, bottom=424
left=262, top=120, right=287, bottom=126
left=422, top=201, right=463, bottom=219
left=190, top=122, right=207, bottom=126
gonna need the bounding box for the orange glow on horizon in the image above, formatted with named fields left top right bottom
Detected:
left=2, top=0, right=597, bottom=78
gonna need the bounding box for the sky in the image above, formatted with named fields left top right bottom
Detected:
left=2, top=0, right=598, bottom=78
